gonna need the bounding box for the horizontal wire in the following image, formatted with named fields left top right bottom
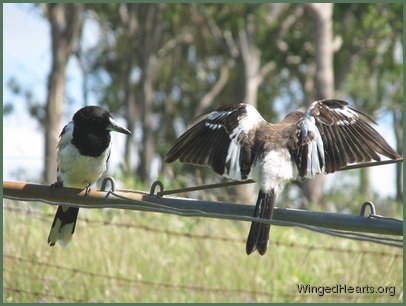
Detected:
left=311, top=230, right=402, bottom=248
left=4, top=287, right=85, bottom=303
left=370, top=214, right=404, bottom=222
left=156, top=158, right=403, bottom=196
left=5, top=268, right=234, bottom=301
left=4, top=191, right=403, bottom=248
left=108, top=191, right=403, bottom=248
left=3, top=255, right=274, bottom=298
left=156, top=180, right=255, bottom=196
left=4, top=206, right=402, bottom=257
left=4, top=255, right=391, bottom=301
left=325, top=228, right=403, bottom=243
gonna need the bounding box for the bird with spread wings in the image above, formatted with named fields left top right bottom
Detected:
left=166, top=99, right=400, bottom=255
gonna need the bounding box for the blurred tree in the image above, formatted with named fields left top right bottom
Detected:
left=42, top=3, right=83, bottom=183
left=135, top=4, right=163, bottom=184
left=61, top=3, right=401, bottom=204
left=87, top=4, right=196, bottom=182
left=118, top=3, right=138, bottom=175
left=299, top=3, right=334, bottom=206
left=334, top=3, right=403, bottom=200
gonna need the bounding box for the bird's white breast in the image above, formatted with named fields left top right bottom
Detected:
left=57, top=122, right=111, bottom=188
left=255, top=148, right=297, bottom=193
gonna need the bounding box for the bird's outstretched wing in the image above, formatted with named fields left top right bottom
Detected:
left=290, top=99, right=400, bottom=178
left=166, top=103, right=265, bottom=180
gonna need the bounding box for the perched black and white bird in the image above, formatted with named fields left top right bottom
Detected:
left=48, top=106, right=131, bottom=247
left=166, top=100, right=400, bottom=255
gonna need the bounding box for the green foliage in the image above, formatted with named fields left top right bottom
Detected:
left=334, top=3, right=402, bottom=112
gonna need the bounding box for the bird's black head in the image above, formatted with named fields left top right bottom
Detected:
left=73, top=106, right=131, bottom=135
left=71, top=106, right=131, bottom=157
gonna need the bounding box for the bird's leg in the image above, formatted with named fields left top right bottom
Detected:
left=50, top=181, right=63, bottom=194
left=85, top=183, right=92, bottom=196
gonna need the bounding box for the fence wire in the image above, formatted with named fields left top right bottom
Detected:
left=3, top=255, right=276, bottom=299
left=3, top=180, right=403, bottom=248
left=3, top=206, right=403, bottom=258
left=4, top=255, right=396, bottom=302
left=105, top=190, right=404, bottom=248
left=3, top=287, right=85, bottom=303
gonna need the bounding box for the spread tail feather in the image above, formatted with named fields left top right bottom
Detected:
left=246, top=189, right=276, bottom=255
left=48, top=205, right=79, bottom=247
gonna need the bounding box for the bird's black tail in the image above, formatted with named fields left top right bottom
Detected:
left=246, top=189, right=276, bottom=255
left=48, top=205, right=79, bottom=247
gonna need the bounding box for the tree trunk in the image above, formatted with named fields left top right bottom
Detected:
left=43, top=4, right=83, bottom=183
left=359, top=168, right=372, bottom=198
left=136, top=4, right=163, bottom=185
left=120, top=3, right=138, bottom=175
left=302, top=3, right=334, bottom=205
left=311, top=3, right=334, bottom=100
left=139, top=55, right=158, bottom=184
left=234, top=14, right=276, bottom=204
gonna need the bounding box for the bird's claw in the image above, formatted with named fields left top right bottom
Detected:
left=85, top=184, right=91, bottom=196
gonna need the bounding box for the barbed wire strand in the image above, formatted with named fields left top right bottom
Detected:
left=3, top=255, right=274, bottom=299
left=4, top=287, right=86, bottom=303
left=4, top=268, right=300, bottom=301
left=3, top=206, right=402, bottom=258
left=4, top=191, right=403, bottom=248
left=4, top=255, right=389, bottom=301
left=4, top=268, right=177, bottom=301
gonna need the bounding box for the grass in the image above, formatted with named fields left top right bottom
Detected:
left=3, top=197, right=403, bottom=303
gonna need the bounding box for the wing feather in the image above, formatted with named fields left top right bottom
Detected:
left=166, top=103, right=265, bottom=180
left=290, top=99, right=399, bottom=178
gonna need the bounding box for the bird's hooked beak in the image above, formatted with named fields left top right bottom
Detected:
left=107, top=117, right=132, bottom=135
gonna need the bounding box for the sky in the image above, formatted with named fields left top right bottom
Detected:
left=2, top=3, right=400, bottom=198
left=3, top=3, right=129, bottom=183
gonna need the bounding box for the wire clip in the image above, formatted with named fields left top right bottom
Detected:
left=149, top=181, right=165, bottom=197
left=359, top=201, right=376, bottom=217
left=100, top=176, right=116, bottom=192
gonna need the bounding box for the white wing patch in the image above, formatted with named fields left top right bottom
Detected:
left=302, top=100, right=364, bottom=178
left=300, top=113, right=325, bottom=178
left=205, top=122, right=222, bottom=129
left=308, top=100, right=360, bottom=126
left=224, top=105, right=265, bottom=180
left=225, top=141, right=242, bottom=180
left=236, top=104, right=265, bottom=133
left=207, top=110, right=233, bottom=120
left=331, top=105, right=359, bottom=126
